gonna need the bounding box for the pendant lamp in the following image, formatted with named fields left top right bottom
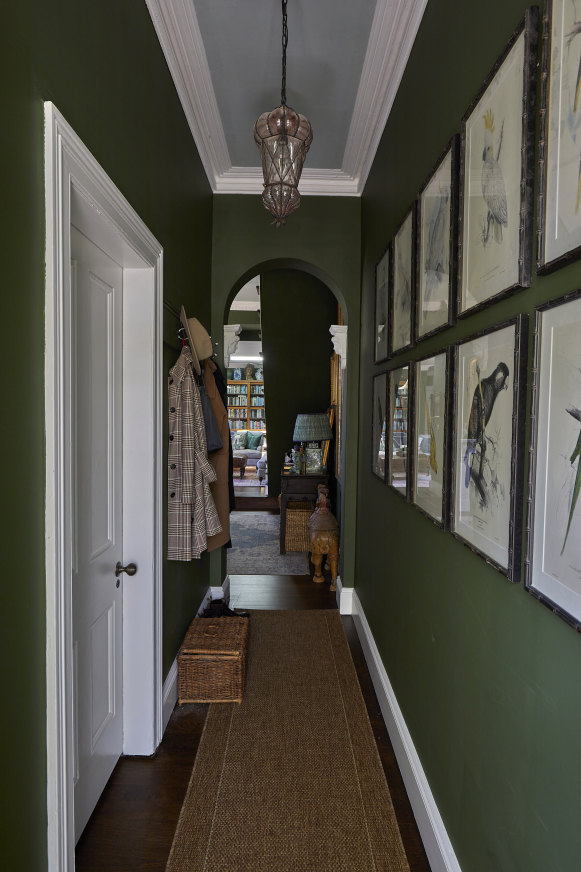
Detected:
left=253, top=0, right=313, bottom=227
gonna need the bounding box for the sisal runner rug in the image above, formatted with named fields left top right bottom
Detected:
left=166, top=610, right=410, bottom=872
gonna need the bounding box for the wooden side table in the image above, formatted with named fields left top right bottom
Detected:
left=233, top=455, right=247, bottom=478
left=279, top=469, right=329, bottom=554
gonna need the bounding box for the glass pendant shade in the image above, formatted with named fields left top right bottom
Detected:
left=254, top=104, right=313, bottom=226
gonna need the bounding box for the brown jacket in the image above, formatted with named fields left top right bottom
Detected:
left=203, top=359, right=231, bottom=550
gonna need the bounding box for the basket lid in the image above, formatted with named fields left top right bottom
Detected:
left=180, top=617, right=248, bottom=656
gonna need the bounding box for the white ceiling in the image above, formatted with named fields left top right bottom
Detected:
left=145, top=0, right=428, bottom=196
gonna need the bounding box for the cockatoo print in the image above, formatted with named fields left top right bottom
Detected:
left=481, top=109, right=508, bottom=245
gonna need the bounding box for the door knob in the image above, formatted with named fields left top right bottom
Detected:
left=115, top=561, right=137, bottom=577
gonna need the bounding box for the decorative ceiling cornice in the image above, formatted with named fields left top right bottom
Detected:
left=144, top=0, right=427, bottom=196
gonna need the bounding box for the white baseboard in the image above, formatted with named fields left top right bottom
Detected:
left=162, top=658, right=178, bottom=735
left=335, top=575, right=343, bottom=609
left=196, top=587, right=213, bottom=616
left=351, top=591, right=462, bottom=872
left=338, top=581, right=353, bottom=615
left=163, top=581, right=230, bottom=736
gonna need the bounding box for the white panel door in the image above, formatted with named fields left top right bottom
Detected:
left=71, top=226, right=124, bottom=842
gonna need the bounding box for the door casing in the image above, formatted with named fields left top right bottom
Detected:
left=44, top=102, right=164, bottom=871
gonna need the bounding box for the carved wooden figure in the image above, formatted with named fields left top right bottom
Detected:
left=308, top=486, right=339, bottom=591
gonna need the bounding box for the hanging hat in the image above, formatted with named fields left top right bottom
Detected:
left=180, top=307, right=213, bottom=375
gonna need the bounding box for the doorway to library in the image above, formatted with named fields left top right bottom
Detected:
left=225, top=277, right=269, bottom=501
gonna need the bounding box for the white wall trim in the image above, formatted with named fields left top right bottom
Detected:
left=213, top=166, right=360, bottom=197
left=163, top=576, right=232, bottom=736
left=342, top=0, right=428, bottom=190
left=338, top=582, right=354, bottom=615
left=351, top=591, right=462, bottom=872
left=144, top=0, right=426, bottom=196
left=45, top=102, right=164, bottom=872
left=162, top=658, right=179, bottom=734
left=144, top=0, right=230, bottom=187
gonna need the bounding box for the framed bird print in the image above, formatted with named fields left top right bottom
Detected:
left=372, top=372, right=387, bottom=481
left=416, top=137, right=458, bottom=340
left=390, top=209, right=414, bottom=355
left=458, top=8, right=538, bottom=316
left=374, top=246, right=390, bottom=363
left=526, top=291, right=581, bottom=630
left=538, top=0, right=581, bottom=272
left=388, top=365, right=410, bottom=496
left=412, top=350, right=451, bottom=525
left=450, top=317, right=528, bottom=580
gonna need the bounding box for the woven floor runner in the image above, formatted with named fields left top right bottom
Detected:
left=166, top=610, right=410, bottom=872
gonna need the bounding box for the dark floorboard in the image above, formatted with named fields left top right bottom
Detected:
left=76, top=574, right=431, bottom=872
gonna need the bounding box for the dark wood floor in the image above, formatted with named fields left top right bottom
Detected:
left=76, top=574, right=431, bottom=871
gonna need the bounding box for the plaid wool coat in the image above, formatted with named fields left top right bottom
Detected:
left=167, top=346, right=222, bottom=560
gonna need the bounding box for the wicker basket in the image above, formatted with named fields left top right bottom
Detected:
left=285, top=500, right=314, bottom=552
left=178, top=617, right=249, bottom=704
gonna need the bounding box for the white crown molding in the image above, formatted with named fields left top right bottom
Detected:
left=223, top=324, right=242, bottom=366
left=330, top=324, right=348, bottom=366
left=144, top=0, right=231, bottom=187
left=145, top=0, right=427, bottom=196
left=213, top=166, right=360, bottom=197
left=230, top=301, right=260, bottom=311
left=342, top=0, right=429, bottom=192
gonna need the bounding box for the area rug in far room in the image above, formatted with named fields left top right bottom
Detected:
left=227, top=511, right=309, bottom=575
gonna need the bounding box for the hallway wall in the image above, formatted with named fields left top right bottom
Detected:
left=358, top=1, right=581, bottom=870
left=1, top=1, right=213, bottom=867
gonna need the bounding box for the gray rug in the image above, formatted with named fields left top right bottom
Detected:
left=234, top=475, right=264, bottom=487
left=228, top=511, right=310, bottom=575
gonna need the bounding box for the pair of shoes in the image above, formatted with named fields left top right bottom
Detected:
left=223, top=605, right=250, bottom=618
left=200, top=599, right=249, bottom=619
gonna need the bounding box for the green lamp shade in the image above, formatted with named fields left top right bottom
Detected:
left=293, top=413, right=333, bottom=443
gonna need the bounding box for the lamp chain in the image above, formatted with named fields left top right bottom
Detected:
left=281, top=0, right=288, bottom=106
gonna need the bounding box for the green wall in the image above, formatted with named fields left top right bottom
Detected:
left=260, top=270, right=336, bottom=498
left=359, top=1, right=581, bottom=870
left=211, top=194, right=361, bottom=587
left=1, top=1, right=212, bottom=867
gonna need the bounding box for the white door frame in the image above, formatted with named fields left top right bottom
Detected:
left=44, top=102, right=164, bottom=871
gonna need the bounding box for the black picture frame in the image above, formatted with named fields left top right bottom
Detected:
left=410, top=347, right=453, bottom=527
left=449, top=315, right=528, bottom=581
left=387, top=363, right=411, bottom=498
left=371, top=371, right=388, bottom=482
left=457, top=8, right=538, bottom=317
left=374, top=244, right=391, bottom=364
left=526, top=289, right=581, bottom=630
left=537, top=0, right=581, bottom=273
left=389, top=206, right=416, bottom=356
left=415, top=136, right=459, bottom=341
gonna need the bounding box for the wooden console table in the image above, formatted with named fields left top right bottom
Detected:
left=279, top=469, right=329, bottom=554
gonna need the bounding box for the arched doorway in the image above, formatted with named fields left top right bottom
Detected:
left=223, top=264, right=347, bottom=584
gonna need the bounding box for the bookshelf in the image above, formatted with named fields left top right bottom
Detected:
left=227, top=380, right=266, bottom=431
left=393, top=380, right=408, bottom=448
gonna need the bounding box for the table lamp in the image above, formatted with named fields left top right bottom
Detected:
left=292, top=413, right=333, bottom=474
